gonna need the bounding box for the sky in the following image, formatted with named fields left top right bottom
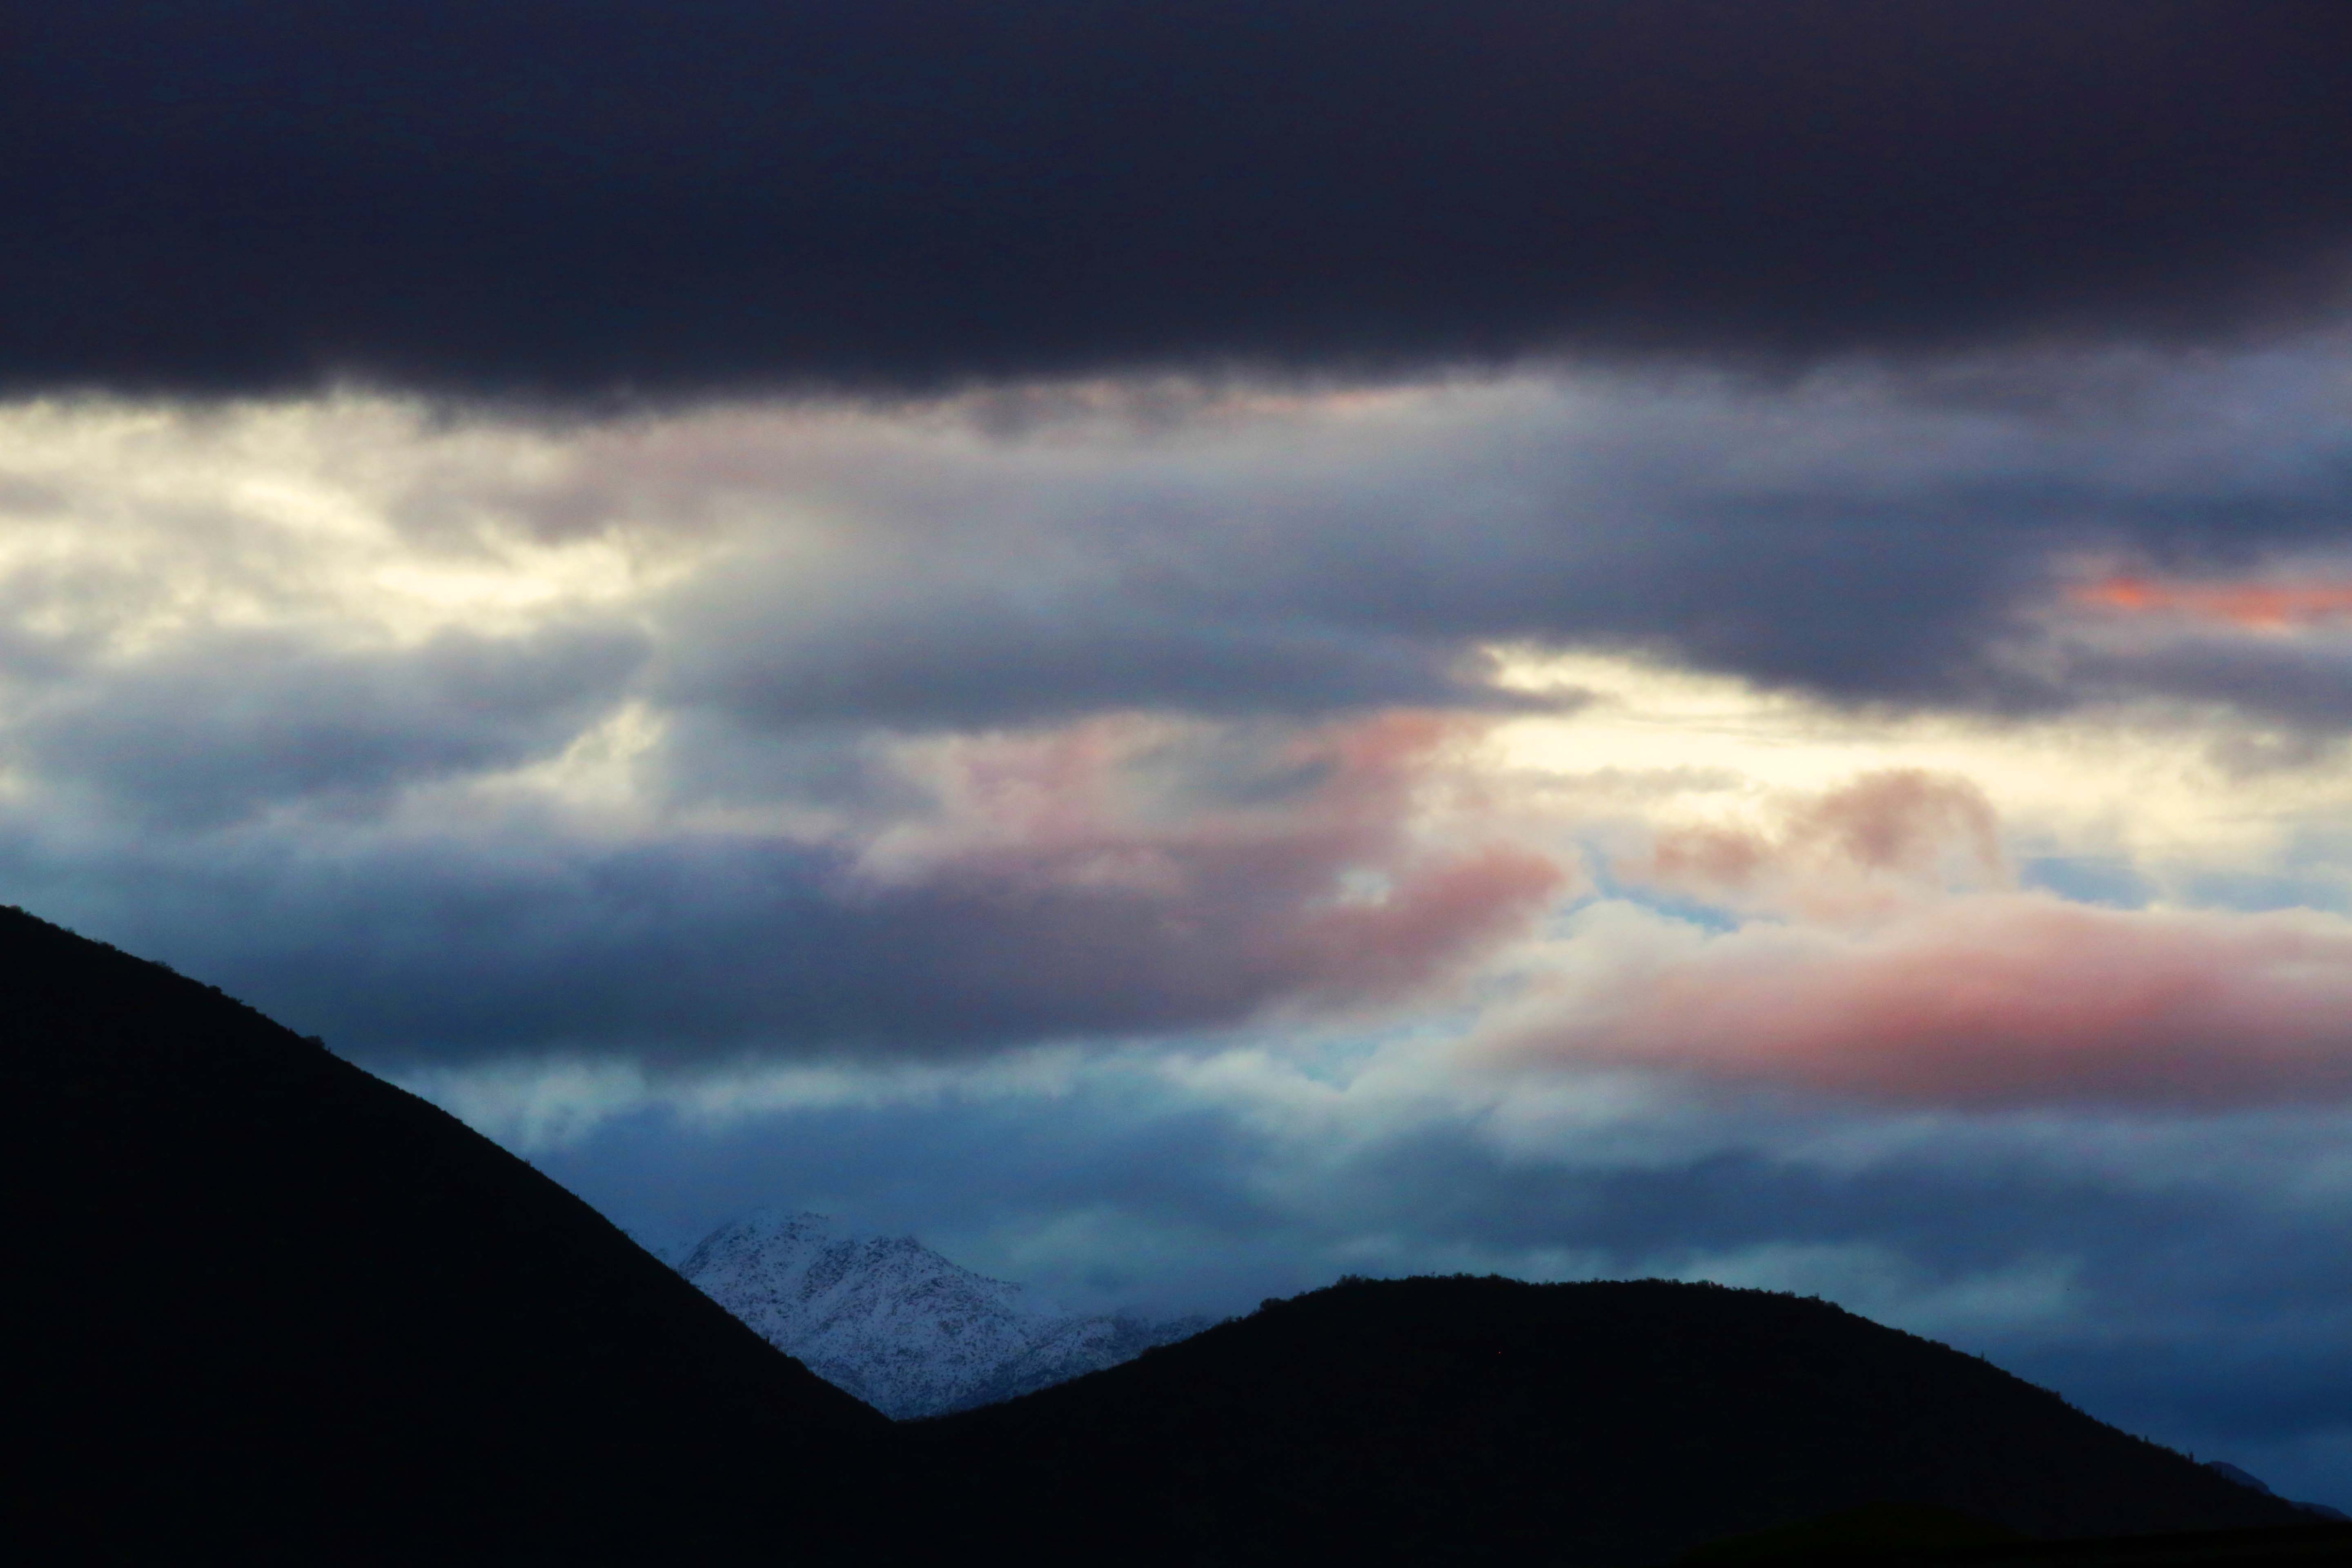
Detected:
left=9, top=0, right=2352, bottom=1504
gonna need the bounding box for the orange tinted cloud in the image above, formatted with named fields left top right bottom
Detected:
left=2072, top=576, right=2352, bottom=629
left=1490, top=895, right=2352, bottom=1108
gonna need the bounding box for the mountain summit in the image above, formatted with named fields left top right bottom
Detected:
left=921, top=1274, right=2317, bottom=1566
left=679, top=1209, right=1208, bottom=1417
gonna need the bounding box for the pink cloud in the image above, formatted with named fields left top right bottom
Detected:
left=849, top=710, right=1573, bottom=1030
left=1636, top=770, right=2009, bottom=921
left=1282, top=845, right=1568, bottom=1004
left=1488, top=894, right=2352, bottom=1108
left=2072, top=574, right=2352, bottom=630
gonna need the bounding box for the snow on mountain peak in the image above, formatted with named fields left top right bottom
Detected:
left=676, top=1210, right=1207, bottom=1419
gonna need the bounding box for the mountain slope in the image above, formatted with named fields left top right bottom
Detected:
left=2, top=905, right=892, bottom=1561
left=9, top=899, right=2330, bottom=1567
left=916, top=1274, right=2316, bottom=1568
left=2205, top=1460, right=2352, bottom=1524
left=679, top=1209, right=1209, bottom=1417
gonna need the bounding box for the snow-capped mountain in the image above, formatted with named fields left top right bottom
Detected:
left=676, top=1210, right=1210, bottom=1419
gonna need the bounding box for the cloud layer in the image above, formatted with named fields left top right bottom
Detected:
left=3, top=709, right=1561, bottom=1060
left=9, top=2, right=2352, bottom=393
left=1489, top=893, right=2352, bottom=1108
left=7, top=362, right=2352, bottom=1084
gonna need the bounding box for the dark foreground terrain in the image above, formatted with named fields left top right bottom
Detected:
left=915, top=1277, right=2309, bottom=1565
left=4, top=904, right=894, bottom=1560
left=6, top=905, right=2338, bottom=1564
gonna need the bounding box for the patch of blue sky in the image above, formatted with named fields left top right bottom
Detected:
left=2174, top=867, right=2352, bottom=917
left=1571, top=855, right=1741, bottom=934
left=2018, top=855, right=2156, bottom=910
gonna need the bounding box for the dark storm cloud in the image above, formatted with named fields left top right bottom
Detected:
left=2063, top=637, right=2352, bottom=730
left=621, top=370, right=2352, bottom=729
left=9, top=2, right=2352, bottom=394
left=1215, top=492, right=2045, bottom=708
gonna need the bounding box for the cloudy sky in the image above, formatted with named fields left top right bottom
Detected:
left=12, top=0, right=2352, bottom=1502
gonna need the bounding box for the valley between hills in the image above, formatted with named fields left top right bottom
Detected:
left=11, top=901, right=2350, bottom=1565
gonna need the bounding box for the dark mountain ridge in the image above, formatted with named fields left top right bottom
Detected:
left=3, top=903, right=890, bottom=1560
left=916, top=1274, right=2313, bottom=1566
left=6, top=903, right=2334, bottom=1564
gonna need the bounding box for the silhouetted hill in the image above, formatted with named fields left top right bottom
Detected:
left=1682, top=1500, right=2025, bottom=1561
left=3, top=905, right=889, bottom=1561
left=915, top=1274, right=2313, bottom=1567
left=9, top=902, right=2333, bottom=1566
left=1689, top=1515, right=2352, bottom=1567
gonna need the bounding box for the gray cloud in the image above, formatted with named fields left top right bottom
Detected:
left=14, top=351, right=2352, bottom=798
left=1, top=710, right=1562, bottom=1062
left=659, top=592, right=1507, bottom=728
left=597, top=355, right=2352, bottom=729
left=2060, top=637, right=2352, bottom=729
left=5, top=357, right=2352, bottom=1074
left=9, top=622, right=647, bottom=827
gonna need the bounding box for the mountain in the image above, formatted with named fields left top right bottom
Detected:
left=11, top=900, right=2339, bottom=1566
left=2, top=904, right=893, bottom=1562
left=914, top=1274, right=2320, bottom=1567
left=2207, top=1461, right=2352, bottom=1524
left=677, top=1209, right=1211, bottom=1418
